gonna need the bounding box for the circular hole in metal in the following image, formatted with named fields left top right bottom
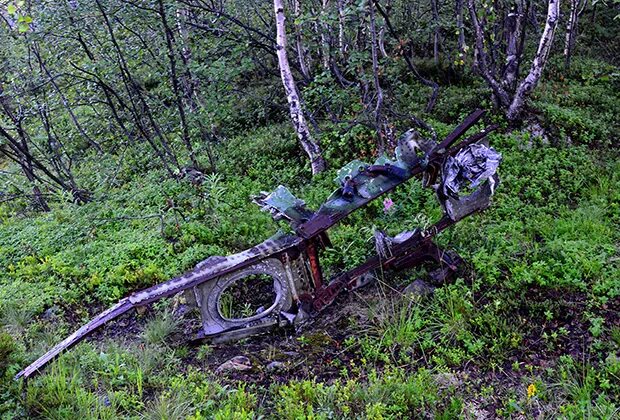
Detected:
left=218, top=274, right=277, bottom=320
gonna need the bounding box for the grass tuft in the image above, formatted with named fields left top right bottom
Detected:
left=141, top=311, right=179, bottom=346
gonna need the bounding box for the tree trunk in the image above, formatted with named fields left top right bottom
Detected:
left=274, top=0, right=326, bottom=175
left=0, top=84, right=88, bottom=206
left=21, top=157, right=50, bottom=211
left=32, top=46, right=103, bottom=153
left=374, top=1, right=440, bottom=112
left=468, top=0, right=559, bottom=121
left=529, top=1, right=542, bottom=36
left=175, top=3, right=201, bottom=110
left=563, top=0, right=584, bottom=70
left=431, top=0, right=441, bottom=66
left=507, top=0, right=561, bottom=121
left=368, top=0, right=386, bottom=153
left=503, top=2, right=524, bottom=90
left=456, top=0, right=466, bottom=58
left=95, top=0, right=179, bottom=177
left=293, top=0, right=311, bottom=81
left=13, top=134, right=50, bottom=211
left=337, top=0, right=347, bottom=58
left=320, top=0, right=332, bottom=72
left=468, top=0, right=512, bottom=108
left=158, top=0, right=198, bottom=169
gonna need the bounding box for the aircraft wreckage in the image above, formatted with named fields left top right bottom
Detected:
left=16, top=109, right=501, bottom=380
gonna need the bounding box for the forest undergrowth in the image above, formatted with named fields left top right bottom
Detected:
left=0, top=55, right=618, bottom=418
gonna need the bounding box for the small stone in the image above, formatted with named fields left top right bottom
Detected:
left=403, top=279, right=434, bottom=296
left=215, top=355, right=252, bottom=374
left=42, top=306, right=59, bottom=320
left=464, top=401, right=489, bottom=420
left=173, top=304, right=190, bottom=316
left=433, top=372, right=461, bottom=389
left=266, top=361, right=285, bottom=372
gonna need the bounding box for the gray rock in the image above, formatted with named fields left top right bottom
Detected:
left=42, top=306, right=60, bottom=320
left=433, top=372, right=461, bottom=389
left=266, top=361, right=285, bottom=372
left=214, top=355, right=252, bottom=374
left=403, top=279, right=434, bottom=297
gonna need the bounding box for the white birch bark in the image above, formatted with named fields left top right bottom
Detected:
left=456, top=0, right=466, bottom=56
left=274, top=0, right=326, bottom=174
left=563, top=0, right=585, bottom=69
left=320, top=0, right=331, bottom=72
left=503, top=2, right=524, bottom=90
left=468, top=0, right=561, bottom=121
left=337, top=0, right=347, bottom=57
left=507, top=0, right=561, bottom=120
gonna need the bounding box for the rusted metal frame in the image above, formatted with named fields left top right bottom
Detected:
left=16, top=110, right=500, bottom=381
left=392, top=240, right=463, bottom=284
left=303, top=123, right=501, bottom=311
left=20, top=221, right=458, bottom=380
left=447, top=124, right=500, bottom=156
left=389, top=241, right=443, bottom=271
left=311, top=217, right=459, bottom=312
left=433, top=108, right=486, bottom=153
left=305, top=239, right=325, bottom=290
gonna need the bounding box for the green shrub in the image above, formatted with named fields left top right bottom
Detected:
left=0, top=332, right=16, bottom=372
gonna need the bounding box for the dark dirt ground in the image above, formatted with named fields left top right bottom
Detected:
left=34, top=269, right=618, bottom=419
left=83, top=280, right=388, bottom=384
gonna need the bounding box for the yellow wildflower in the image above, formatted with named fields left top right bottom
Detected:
left=527, top=383, right=537, bottom=399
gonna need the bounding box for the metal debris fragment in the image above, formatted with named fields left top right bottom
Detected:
left=16, top=109, right=501, bottom=380
left=442, top=143, right=502, bottom=198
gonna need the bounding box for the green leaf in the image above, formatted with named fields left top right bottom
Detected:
left=18, top=23, right=29, bottom=33
left=7, top=4, right=16, bottom=14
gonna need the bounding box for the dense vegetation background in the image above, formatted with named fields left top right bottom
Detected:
left=0, top=0, right=618, bottom=418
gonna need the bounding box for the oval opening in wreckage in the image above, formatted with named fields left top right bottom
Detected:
left=217, top=273, right=278, bottom=321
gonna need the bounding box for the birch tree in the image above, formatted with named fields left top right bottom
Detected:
left=430, top=0, right=441, bottom=66
left=563, top=0, right=586, bottom=70
left=274, top=0, right=326, bottom=175
left=468, top=0, right=561, bottom=121
left=292, top=0, right=311, bottom=81
left=506, top=0, right=561, bottom=120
